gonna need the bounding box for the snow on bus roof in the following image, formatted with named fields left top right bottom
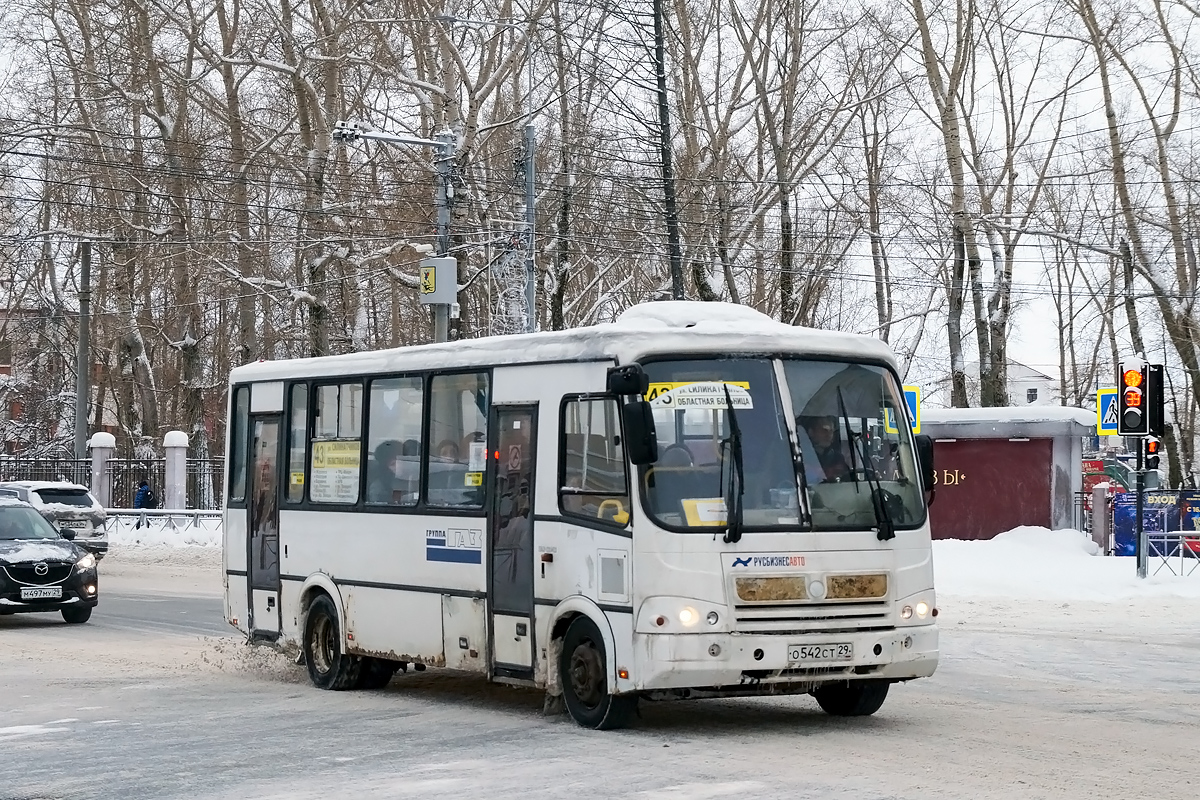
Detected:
left=229, top=301, right=897, bottom=382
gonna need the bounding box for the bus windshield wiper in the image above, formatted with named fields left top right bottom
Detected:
left=722, top=384, right=745, bottom=544
left=837, top=388, right=895, bottom=541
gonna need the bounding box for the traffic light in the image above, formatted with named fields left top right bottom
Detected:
left=1145, top=437, right=1161, bottom=470
left=1118, top=361, right=1150, bottom=435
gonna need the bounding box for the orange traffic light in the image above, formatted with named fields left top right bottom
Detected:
left=1123, top=369, right=1144, bottom=387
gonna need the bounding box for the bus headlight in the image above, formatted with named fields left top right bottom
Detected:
left=896, top=591, right=936, bottom=626
left=637, top=597, right=730, bottom=633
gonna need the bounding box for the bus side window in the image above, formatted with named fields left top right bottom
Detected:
left=428, top=372, right=489, bottom=508
left=365, top=376, right=423, bottom=507
left=560, top=396, right=630, bottom=525
left=228, top=386, right=250, bottom=504
left=308, top=382, right=363, bottom=504
left=285, top=384, right=307, bottom=504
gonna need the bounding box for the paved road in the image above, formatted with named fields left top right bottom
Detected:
left=2, top=588, right=1198, bottom=800
left=0, top=588, right=232, bottom=638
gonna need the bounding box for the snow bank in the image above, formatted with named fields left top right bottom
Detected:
left=934, top=526, right=1200, bottom=602
left=108, top=516, right=221, bottom=548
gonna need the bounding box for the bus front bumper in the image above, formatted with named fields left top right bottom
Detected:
left=631, top=625, right=938, bottom=692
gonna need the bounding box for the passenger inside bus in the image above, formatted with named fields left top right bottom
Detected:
left=367, top=440, right=409, bottom=505
left=436, top=439, right=460, bottom=462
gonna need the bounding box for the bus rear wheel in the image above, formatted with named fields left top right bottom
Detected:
left=559, top=616, right=636, bottom=730
left=303, top=594, right=361, bottom=690
left=813, top=680, right=890, bottom=716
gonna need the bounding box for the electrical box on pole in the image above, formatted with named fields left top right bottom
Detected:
left=1117, top=361, right=1149, bottom=436
left=418, top=257, right=458, bottom=306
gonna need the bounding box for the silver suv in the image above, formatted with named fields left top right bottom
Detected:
left=0, top=481, right=108, bottom=560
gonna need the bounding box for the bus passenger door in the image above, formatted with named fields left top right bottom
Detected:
left=247, top=416, right=282, bottom=640
left=487, top=405, right=538, bottom=679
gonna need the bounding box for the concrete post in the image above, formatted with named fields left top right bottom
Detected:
left=88, top=432, right=116, bottom=508
left=164, top=430, right=189, bottom=509
left=1092, top=485, right=1109, bottom=554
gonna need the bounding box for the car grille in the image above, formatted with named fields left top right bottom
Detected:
left=3, top=564, right=73, bottom=586
left=733, top=600, right=891, bottom=634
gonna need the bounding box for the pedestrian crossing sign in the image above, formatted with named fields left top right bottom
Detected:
left=1096, top=388, right=1118, bottom=435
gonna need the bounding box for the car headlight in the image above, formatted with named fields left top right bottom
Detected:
left=76, top=553, right=97, bottom=571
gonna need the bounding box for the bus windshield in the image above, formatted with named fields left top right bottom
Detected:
left=784, top=359, right=925, bottom=531
left=639, top=357, right=925, bottom=533
left=640, top=358, right=798, bottom=530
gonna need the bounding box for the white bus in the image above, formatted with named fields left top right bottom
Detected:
left=223, top=301, right=938, bottom=729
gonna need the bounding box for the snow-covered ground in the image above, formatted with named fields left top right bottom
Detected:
left=935, top=526, right=1200, bottom=601
left=5, top=522, right=1197, bottom=800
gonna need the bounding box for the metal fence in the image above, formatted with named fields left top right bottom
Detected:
left=1072, top=491, right=1092, bottom=534
left=0, top=457, right=91, bottom=486
left=0, top=456, right=225, bottom=510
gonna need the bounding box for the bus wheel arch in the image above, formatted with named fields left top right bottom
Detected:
left=297, top=579, right=360, bottom=691
left=546, top=599, right=619, bottom=697
left=547, top=599, right=635, bottom=730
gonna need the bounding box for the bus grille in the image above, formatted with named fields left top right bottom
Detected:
left=733, top=601, right=891, bottom=634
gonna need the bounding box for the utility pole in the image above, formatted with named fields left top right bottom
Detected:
left=523, top=116, right=536, bottom=332
left=333, top=121, right=457, bottom=343
left=74, top=240, right=91, bottom=459
left=436, top=13, right=537, bottom=333
left=434, top=129, right=455, bottom=343
left=653, top=0, right=685, bottom=300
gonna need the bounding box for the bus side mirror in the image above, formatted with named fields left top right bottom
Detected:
left=914, top=434, right=935, bottom=497
left=607, top=365, right=649, bottom=396
left=622, top=400, right=658, bottom=465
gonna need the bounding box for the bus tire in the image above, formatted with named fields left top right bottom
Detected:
left=559, top=616, right=636, bottom=730
left=303, top=594, right=361, bottom=690
left=813, top=680, right=889, bottom=716
left=357, top=657, right=398, bottom=690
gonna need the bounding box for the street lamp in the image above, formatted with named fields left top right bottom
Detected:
left=332, top=120, right=457, bottom=343
left=435, top=14, right=537, bottom=335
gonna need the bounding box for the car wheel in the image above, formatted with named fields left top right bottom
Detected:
left=813, top=680, right=889, bottom=716
left=302, top=594, right=361, bottom=690
left=559, top=616, right=637, bottom=729
left=61, top=606, right=93, bottom=624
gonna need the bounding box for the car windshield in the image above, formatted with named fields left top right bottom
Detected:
left=639, top=358, right=799, bottom=530
left=0, top=506, right=62, bottom=539
left=33, top=488, right=93, bottom=507
left=784, top=359, right=925, bottom=530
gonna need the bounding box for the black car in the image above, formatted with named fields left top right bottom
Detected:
left=0, top=498, right=99, bottom=623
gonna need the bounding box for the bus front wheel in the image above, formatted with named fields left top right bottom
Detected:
left=303, top=594, right=361, bottom=690
left=559, top=616, right=636, bottom=730
left=813, top=680, right=890, bottom=716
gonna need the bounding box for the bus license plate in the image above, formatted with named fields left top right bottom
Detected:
left=21, top=587, right=62, bottom=600
left=788, top=642, right=853, bottom=662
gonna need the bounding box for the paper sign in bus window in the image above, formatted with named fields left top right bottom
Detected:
left=682, top=498, right=728, bottom=527
left=647, top=381, right=753, bottom=410
left=310, top=440, right=361, bottom=503
left=468, top=442, right=487, bottom=471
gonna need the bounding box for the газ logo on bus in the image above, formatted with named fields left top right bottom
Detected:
left=426, top=528, right=484, bottom=564
left=731, top=555, right=807, bottom=568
